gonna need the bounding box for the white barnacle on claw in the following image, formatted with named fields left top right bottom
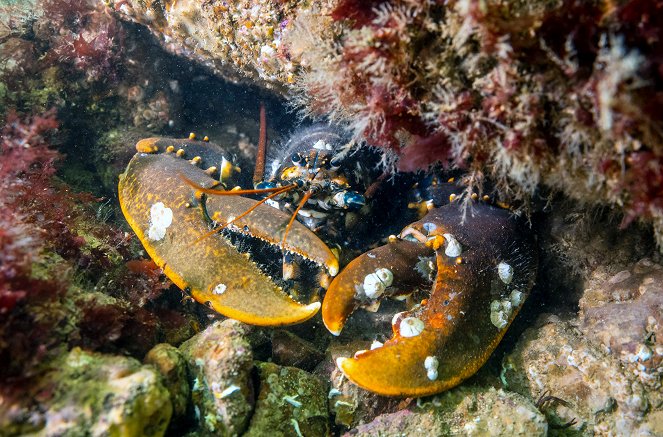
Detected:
left=497, top=262, right=514, bottom=284
left=212, top=283, right=227, bottom=295
left=147, top=202, right=173, bottom=241
left=362, top=268, right=394, bottom=299
left=399, top=317, right=425, bottom=337
left=370, top=340, right=383, bottom=350
left=442, top=233, right=462, bottom=257
left=509, top=289, right=524, bottom=307
left=489, top=299, right=513, bottom=330
left=424, top=356, right=439, bottom=381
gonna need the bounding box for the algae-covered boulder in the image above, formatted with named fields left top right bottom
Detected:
left=503, top=317, right=661, bottom=435
left=145, top=343, right=190, bottom=419
left=245, top=362, right=329, bottom=437
left=179, top=319, right=255, bottom=436
left=0, top=347, right=172, bottom=436
left=348, top=386, right=547, bottom=437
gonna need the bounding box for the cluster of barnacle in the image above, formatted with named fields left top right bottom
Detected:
left=289, top=0, right=663, bottom=244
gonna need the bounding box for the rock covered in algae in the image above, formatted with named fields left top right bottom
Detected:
left=321, top=342, right=406, bottom=429
left=579, top=258, right=662, bottom=395
left=109, top=0, right=309, bottom=93
left=144, top=343, right=190, bottom=420
left=503, top=316, right=661, bottom=435
left=0, top=347, right=172, bottom=436
left=347, top=387, right=547, bottom=437
left=244, top=362, right=329, bottom=437
left=179, top=319, right=255, bottom=436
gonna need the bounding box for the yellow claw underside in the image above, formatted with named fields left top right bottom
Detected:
left=119, top=150, right=335, bottom=326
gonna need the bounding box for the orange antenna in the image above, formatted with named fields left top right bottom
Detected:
left=281, top=190, right=313, bottom=251
left=179, top=173, right=291, bottom=196
left=253, top=103, right=267, bottom=184
left=193, top=184, right=296, bottom=245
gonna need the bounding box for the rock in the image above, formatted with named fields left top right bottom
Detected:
left=109, top=0, right=310, bottom=92
left=346, top=386, right=547, bottom=436
left=245, top=362, right=329, bottom=437
left=321, top=342, right=407, bottom=429
left=0, top=347, right=172, bottom=436
left=271, top=329, right=325, bottom=371
left=503, top=317, right=661, bottom=435
left=579, top=258, right=662, bottom=399
left=327, top=368, right=409, bottom=430
left=144, top=343, right=190, bottom=419
left=179, top=319, right=255, bottom=436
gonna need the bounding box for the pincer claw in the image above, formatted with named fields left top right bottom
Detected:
left=322, top=240, right=432, bottom=335
left=323, top=202, right=537, bottom=396
left=119, top=138, right=338, bottom=326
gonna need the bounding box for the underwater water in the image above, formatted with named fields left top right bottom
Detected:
left=1, top=1, right=662, bottom=436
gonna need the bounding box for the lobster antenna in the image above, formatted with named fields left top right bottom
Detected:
left=193, top=184, right=297, bottom=245
left=180, top=173, right=289, bottom=196
left=281, top=190, right=313, bottom=250
left=253, top=103, right=267, bottom=184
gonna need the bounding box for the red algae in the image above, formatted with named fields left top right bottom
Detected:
left=287, top=0, right=663, bottom=243
left=41, top=0, right=126, bottom=83
left=0, top=110, right=190, bottom=379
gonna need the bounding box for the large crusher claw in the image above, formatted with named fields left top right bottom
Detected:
left=119, top=138, right=338, bottom=326
left=323, top=202, right=537, bottom=396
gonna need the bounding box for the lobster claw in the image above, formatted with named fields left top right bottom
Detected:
left=323, top=203, right=537, bottom=396
left=119, top=139, right=339, bottom=326
left=322, top=239, right=433, bottom=335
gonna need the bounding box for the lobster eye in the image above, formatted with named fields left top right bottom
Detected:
left=291, top=153, right=304, bottom=166
left=255, top=181, right=277, bottom=190
left=343, top=192, right=365, bottom=210
left=329, top=155, right=342, bottom=168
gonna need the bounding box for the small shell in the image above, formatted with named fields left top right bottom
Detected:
left=443, top=233, right=462, bottom=257
left=509, top=290, right=523, bottom=307
left=375, top=268, right=394, bottom=285
left=213, top=283, right=227, bottom=295
left=497, top=262, right=514, bottom=284
left=362, top=268, right=394, bottom=299
left=424, top=356, right=440, bottom=381
left=399, top=317, right=425, bottom=337
left=147, top=202, right=173, bottom=241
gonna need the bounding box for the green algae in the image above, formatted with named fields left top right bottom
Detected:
left=245, top=362, right=329, bottom=437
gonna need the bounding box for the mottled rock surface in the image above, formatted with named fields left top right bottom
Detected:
left=321, top=342, right=406, bottom=429
left=179, top=319, right=255, bottom=436
left=347, top=387, right=547, bottom=437
left=144, top=343, right=190, bottom=419
left=503, top=316, right=661, bottom=436
left=0, top=347, right=172, bottom=436
left=580, top=259, right=662, bottom=392
left=245, top=362, right=329, bottom=437
left=109, top=0, right=313, bottom=92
